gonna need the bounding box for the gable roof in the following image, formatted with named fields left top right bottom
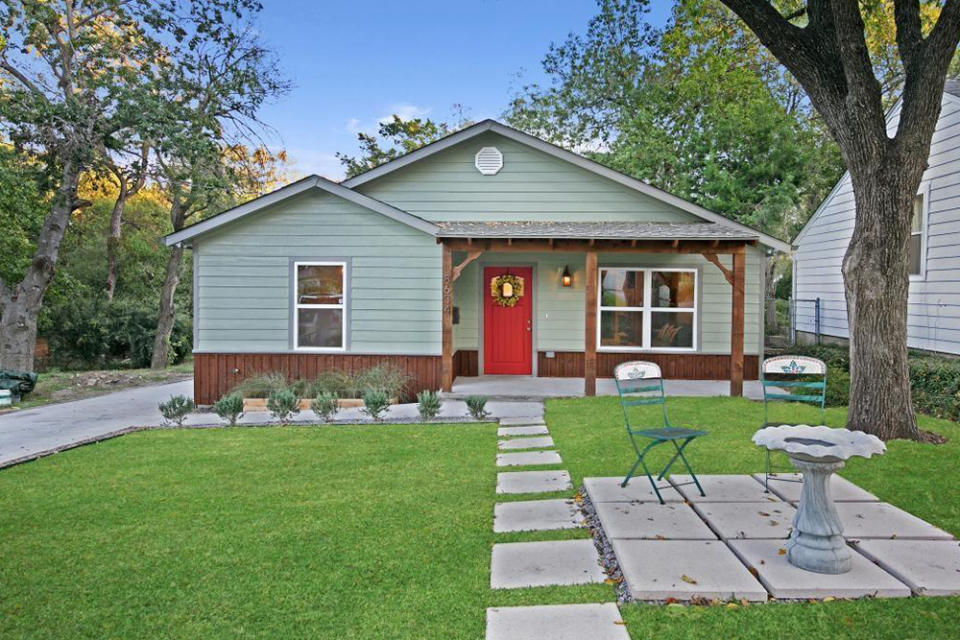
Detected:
left=164, top=174, right=440, bottom=247
left=436, top=220, right=758, bottom=242
left=343, top=119, right=790, bottom=252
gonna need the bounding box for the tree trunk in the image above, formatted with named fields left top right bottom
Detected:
left=104, top=187, right=128, bottom=302
left=765, top=256, right=778, bottom=333
left=841, top=162, right=919, bottom=441
left=150, top=243, right=183, bottom=370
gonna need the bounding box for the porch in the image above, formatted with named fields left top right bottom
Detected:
left=445, top=375, right=765, bottom=400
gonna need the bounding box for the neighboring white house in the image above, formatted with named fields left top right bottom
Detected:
left=792, top=79, right=960, bottom=355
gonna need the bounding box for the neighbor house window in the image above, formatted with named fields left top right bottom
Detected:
left=599, top=268, right=697, bottom=351
left=294, top=262, right=346, bottom=350
left=909, top=193, right=926, bottom=278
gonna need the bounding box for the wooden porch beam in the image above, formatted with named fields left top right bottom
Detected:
left=730, top=249, right=745, bottom=397
left=441, top=238, right=754, bottom=254
left=451, top=250, right=482, bottom=282
left=584, top=250, right=598, bottom=396
left=441, top=243, right=454, bottom=392
left=702, top=252, right=734, bottom=285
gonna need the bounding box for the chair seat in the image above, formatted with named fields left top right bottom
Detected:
left=631, top=427, right=707, bottom=441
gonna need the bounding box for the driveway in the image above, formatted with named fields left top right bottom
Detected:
left=0, top=379, right=193, bottom=468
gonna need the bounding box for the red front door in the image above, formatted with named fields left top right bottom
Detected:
left=483, top=266, right=533, bottom=375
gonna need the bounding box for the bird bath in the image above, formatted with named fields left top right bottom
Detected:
left=753, top=425, right=886, bottom=574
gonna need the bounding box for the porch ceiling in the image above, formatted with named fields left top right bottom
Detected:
left=435, top=220, right=759, bottom=242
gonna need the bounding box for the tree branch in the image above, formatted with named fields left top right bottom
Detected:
left=893, top=0, right=924, bottom=69
left=830, top=0, right=885, bottom=119
left=0, top=60, right=47, bottom=98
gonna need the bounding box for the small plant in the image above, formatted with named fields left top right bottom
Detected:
left=361, top=389, right=391, bottom=422
left=355, top=364, right=412, bottom=399
left=267, top=389, right=300, bottom=425
left=311, top=391, right=340, bottom=423
left=417, top=389, right=442, bottom=421
left=230, top=371, right=289, bottom=398
left=213, top=392, right=244, bottom=427
left=158, top=394, right=195, bottom=426
left=465, top=395, right=490, bottom=420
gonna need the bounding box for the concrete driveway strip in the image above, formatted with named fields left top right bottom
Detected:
left=0, top=379, right=193, bottom=468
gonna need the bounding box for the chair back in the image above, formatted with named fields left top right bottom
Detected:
left=614, top=361, right=669, bottom=429
left=761, top=355, right=827, bottom=425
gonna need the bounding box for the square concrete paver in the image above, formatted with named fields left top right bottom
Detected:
left=498, top=436, right=555, bottom=451
left=853, top=540, right=960, bottom=596
left=754, top=473, right=879, bottom=502
left=499, top=417, right=547, bottom=427
left=728, top=539, right=911, bottom=599
left=498, top=425, right=549, bottom=437
left=496, top=451, right=563, bottom=467
left=838, top=502, right=954, bottom=540
left=671, top=474, right=781, bottom=503
left=694, top=502, right=796, bottom=539
left=491, top=539, right=606, bottom=589
left=497, top=470, right=572, bottom=495
left=594, top=501, right=716, bottom=540
left=486, top=603, right=630, bottom=640
left=494, top=499, right=583, bottom=533
left=612, top=539, right=767, bottom=602
left=583, top=476, right=684, bottom=503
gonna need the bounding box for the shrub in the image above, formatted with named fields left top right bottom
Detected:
left=355, top=364, right=412, bottom=399
left=267, top=389, right=300, bottom=425
left=231, top=372, right=289, bottom=399
left=158, top=394, right=195, bottom=426
left=417, top=390, right=442, bottom=421
left=213, top=392, right=244, bottom=426
left=311, top=391, right=340, bottom=423
left=307, top=370, right=356, bottom=398
left=361, top=389, right=391, bottom=422
left=465, top=395, right=490, bottom=420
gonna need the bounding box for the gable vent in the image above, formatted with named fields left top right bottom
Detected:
left=475, top=146, right=503, bottom=175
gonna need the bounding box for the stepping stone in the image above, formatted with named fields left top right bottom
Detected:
left=500, top=417, right=546, bottom=427
left=753, top=473, right=879, bottom=502
left=670, top=474, right=781, bottom=503
left=498, top=436, right=555, bottom=451
left=486, top=603, right=630, bottom=640
left=497, top=470, right=572, bottom=495
left=496, top=451, right=562, bottom=467
left=837, top=502, right=954, bottom=540
left=728, top=539, right=910, bottom=599
left=694, top=502, right=796, bottom=539
left=583, top=476, right=684, bottom=504
left=494, top=499, right=583, bottom=533
left=594, top=501, right=716, bottom=540
left=498, top=425, right=549, bottom=437
left=611, top=539, right=767, bottom=602
left=490, top=539, right=605, bottom=589
left=853, top=539, right=960, bottom=596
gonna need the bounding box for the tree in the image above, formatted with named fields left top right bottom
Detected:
left=102, top=142, right=150, bottom=301
left=717, top=0, right=960, bottom=440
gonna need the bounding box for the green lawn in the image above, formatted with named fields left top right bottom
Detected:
left=2, top=398, right=959, bottom=639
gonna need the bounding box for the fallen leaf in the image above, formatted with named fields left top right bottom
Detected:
left=758, top=511, right=771, bottom=517
left=614, top=620, right=627, bottom=625
left=770, top=520, right=780, bottom=526
left=655, top=534, right=666, bottom=540
left=726, top=602, right=739, bottom=610
left=748, top=567, right=759, bottom=578
left=681, top=574, right=698, bottom=584
left=778, top=548, right=787, bottom=555
left=604, top=578, right=618, bottom=585
left=823, top=596, right=836, bottom=602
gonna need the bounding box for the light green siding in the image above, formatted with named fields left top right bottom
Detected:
left=357, top=132, right=701, bottom=223
left=195, top=190, right=441, bottom=354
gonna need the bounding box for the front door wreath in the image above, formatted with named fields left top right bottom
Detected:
left=490, top=274, right=525, bottom=307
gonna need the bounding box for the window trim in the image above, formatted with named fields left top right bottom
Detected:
left=909, top=183, right=930, bottom=281
left=597, top=267, right=698, bottom=353
left=293, top=260, right=347, bottom=352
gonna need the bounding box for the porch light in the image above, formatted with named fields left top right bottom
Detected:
left=562, top=266, right=572, bottom=287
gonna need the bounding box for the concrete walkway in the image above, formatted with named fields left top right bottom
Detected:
left=450, top=376, right=765, bottom=400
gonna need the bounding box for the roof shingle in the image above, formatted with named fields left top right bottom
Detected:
left=434, top=220, right=761, bottom=241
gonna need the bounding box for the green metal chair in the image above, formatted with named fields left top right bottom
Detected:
left=614, top=361, right=706, bottom=504
left=761, top=355, right=828, bottom=491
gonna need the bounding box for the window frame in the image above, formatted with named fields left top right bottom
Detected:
left=909, top=183, right=930, bottom=281
left=597, top=267, right=698, bottom=353
left=293, top=260, right=348, bottom=352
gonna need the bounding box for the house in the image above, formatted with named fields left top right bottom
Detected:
left=165, top=119, right=789, bottom=404
left=793, top=80, right=960, bottom=355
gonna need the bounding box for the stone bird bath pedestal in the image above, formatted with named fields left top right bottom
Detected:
left=753, top=425, right=886, bottom=574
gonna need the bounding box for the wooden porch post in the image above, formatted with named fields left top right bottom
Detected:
left=584, top=250, right=598, bottom=396
left=730, top=247, right=745, bottom=397
left=441, top=242, right=454, bottom=392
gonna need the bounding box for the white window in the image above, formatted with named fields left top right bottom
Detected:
left=909, top=191, right=927, bottom=278
left=598, top=268, right=697, bottom=351
left=294, top=262, right=346, bottom=350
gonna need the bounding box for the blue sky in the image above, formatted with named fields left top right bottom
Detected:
left=255, top=1, right=672, bottom=180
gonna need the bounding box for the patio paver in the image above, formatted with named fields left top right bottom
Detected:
left=498, top=436, right=554, bottom=451
left=754, top=473, right=880, bottom=502
left=494, top=499, right=583, bottom=533
left=594, top=501, right=716, bottom=540
left=728, top=539, right=911, bottom=599
left=837, top=502, right=954, bottom=540
left=583, top=476, right=684, bottom=503
left=499, top=417, right=547, bottom=427
left=612, top=539, right=767, bottom=602
left=496, top=450, right=563, bottom=467
left=485, top=603, right=630, bottom=640
left=498, top=425, right=549, bottom=437
left=490, top=539, right=606, bottom=589
left=853, top=540, right=960, bottom=596
left=694, top=502, right=796, bottom=539
left=496, top=470, right=572, bottom=495
left=670, top=474, right=781, bottom=503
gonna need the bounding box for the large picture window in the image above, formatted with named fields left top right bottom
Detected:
left=599, top=268, right=697, bottom=351
left=294, top=262, right=346, bottom=350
